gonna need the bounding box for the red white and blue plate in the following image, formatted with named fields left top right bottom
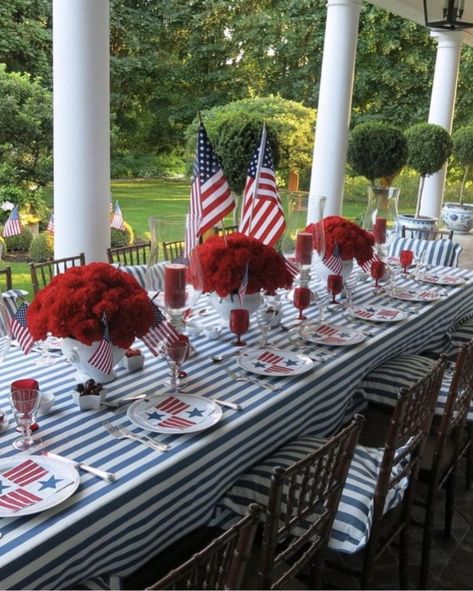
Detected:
left=300, top=323, right=366, bottom=346
left=0, top=455, right=79, bottom=517
left=237, top=348, right=314, bottom=377
left=127, top=394, right=222, bottom=434
left=416, top=273, right=465, bottom=286
left=390, top=288, right=442, bottom=302
left=349, top=305, right=407, bottom=322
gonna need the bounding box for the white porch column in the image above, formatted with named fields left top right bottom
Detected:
left=420, top=30, right=464, bottom=220
left=307, top=0, right=362, bottom=222
left=53, top=0, right=110, bottom=262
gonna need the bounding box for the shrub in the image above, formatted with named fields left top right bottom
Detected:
left=347, top=121, right=408, bottom=186
left=30, top=231, right=54, bottom=262
left=452, top=126, right=473, bottom=205
left=4, top=226, right=33, bottom=252
left=111, top=221, right=134, bottom=247
left=405, top=123, right=452, bottom=215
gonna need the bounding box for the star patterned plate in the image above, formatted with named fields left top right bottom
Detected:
left=127, top=394, right=222, bottom=434
left=299, top=323, right=366, bottom=346
left=390, top=288, right=442, bottom=302
left=237, top=348, right=315, bottom=377
left=416, top=273, right=465, bottom=286
left=349, top=305, right=407, bottom=322
left=0, top=455, right=79, bottom=517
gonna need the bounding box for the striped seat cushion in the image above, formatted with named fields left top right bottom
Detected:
left=211, top=436, right=407, bottom=555
left=388, top=237, right=462, bottom=267
left=449, top=316, right=473, bottom=352
left=118, top=263, right=166, bottom=291
left=358, top=354, right=472, bottom=421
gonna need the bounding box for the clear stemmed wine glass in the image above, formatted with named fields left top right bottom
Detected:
left=163, top=340, right=189, bottom=393
left=9, top=389, right=42, bottom=450
left=256, top=307, right=276, bottom=347
left=343, top=271, right=359, bottom=307
left=229, top=309, right=250, bottom=346
left=35, top=333, right=59, bottom=366
left=327, top=274, right=344, bottom=305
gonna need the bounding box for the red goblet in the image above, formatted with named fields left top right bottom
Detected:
left=399, top=249, right=414, bottom=274
left=293, top=287, right=312, bottom=320
left=371, top=260, right=386, bottom=288
left=327, top=274, right=344, bottom=305
left=229, top=308, right=250, bottom=346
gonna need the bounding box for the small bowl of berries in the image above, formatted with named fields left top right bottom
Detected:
left=121, top=348, right=145, bottom=372
left=72, top=379, right=107, bottom=411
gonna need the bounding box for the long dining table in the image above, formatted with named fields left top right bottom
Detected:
left=0, top=264, right=473, bottom=590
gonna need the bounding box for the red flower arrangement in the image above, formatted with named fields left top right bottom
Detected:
left=194, top=232, right=293, bottom=298
left=305, top=216, right=375, bottom=266
left=27, top=262, right=155, bottom=349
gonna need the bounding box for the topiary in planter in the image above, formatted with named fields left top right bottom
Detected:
left=3, top=226, right=33, bottom=252
left=405, top=123, right=452, bottom=217
left=111, top=221, right=134, bottom=247
left=30, top=231, right=54, bottom=262
left=347, top=121, right=408, bottom=186
left=452, top=126, right=473, bottom=206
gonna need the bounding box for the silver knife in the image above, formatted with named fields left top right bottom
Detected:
left=213, top=399, right=241, bottom=411
left=43, top=451, right=116, bottom=482
left=102, top=393, right=150, bottom=410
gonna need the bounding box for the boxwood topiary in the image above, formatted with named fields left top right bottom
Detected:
left=30, top=231, right=54, bottom=262
left=452, top=126, right=473, bottom=206
left=405, top=123, right=452, bottom=216
left=347, top=121, right=408, bottom=186
left=4, top=226, right=33, bottom=252
left=111, top=221, right=134, bottom=247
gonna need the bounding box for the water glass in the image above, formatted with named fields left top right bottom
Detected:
left=164, top=340, right=189, bottom=393
left=293, top=287, right=312, bottom=320
left=327, top=275, right=343, bottom=304
left=370, top=260, right=386, bottom=289
left=229, top=309, right=250, bottom=346
left=399, top=249, right=414, bottom=274
left=9, top=389, right=42, bottom=450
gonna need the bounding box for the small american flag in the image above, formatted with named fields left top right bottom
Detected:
left=88, top=314, right=113, bottom=374
left=322, top=243, right=343, bottom=274
left=47, top=213, right=55, bottom=234
left=239, top=125, right=286, bottom=247
left=11, top=302, right=34, bottom=354
left=238, top=262, right=249, bottom=305
left=281, top=253, right=299, bottom=280
left=2, top=206, right=21, bottom=238
left=185, top=123, right=234, bottom=256
left=110, top=201, right=126, bottom=231
left=141, top=304, right=180, bottom=357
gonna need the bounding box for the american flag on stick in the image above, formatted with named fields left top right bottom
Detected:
left=185, top=123, right=235, bottom=256
left=2, top=206, right=21, bottom=238
left=238, top=262, right=249, bottom=305
left=322, top=243, right=343, bottom=274
left=141, top=304, right=180, bottom=357
left=88, top=314, right=114, bottom=374
left=110, top=201, right=126, bottom=231
left=239, top=125, right=286, bottom=247
left=11, top=302, right=34, bottom=354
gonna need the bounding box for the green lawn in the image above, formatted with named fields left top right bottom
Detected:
left=7, top=178, right=413, bottom=297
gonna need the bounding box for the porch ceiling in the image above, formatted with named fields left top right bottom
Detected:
left=369, top=0, right=473, bottom=46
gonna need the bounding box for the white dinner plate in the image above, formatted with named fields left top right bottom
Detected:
left=349, top=305, right=407, bottom=322
left=299, top=323, right=366, bottom=346
left=0, top=455, right=79, bottom=517
left=390, top=288, right=442, bottom=302
left=237, top=348, right=314, bottom=376
left=128, top=394, right=222, bottom=434
left=416, top=273, right=465, bottom=286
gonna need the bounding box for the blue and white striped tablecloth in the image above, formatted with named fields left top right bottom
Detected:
left=0, top=266, right=472, bottom=589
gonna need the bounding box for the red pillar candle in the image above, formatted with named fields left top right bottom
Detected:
left=295, top=232, right=313, bottom=265
left=373, top=217, right=387, bottom=244
left=164, top=264, right=186, bottom=309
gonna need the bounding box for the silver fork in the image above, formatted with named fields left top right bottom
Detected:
left=103, top=421, right=169, bottom=452
left=221, top=366, right=280, bottom=391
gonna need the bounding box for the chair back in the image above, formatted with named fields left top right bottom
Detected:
left=162, top=240, right=185, bottom=263
left=0, top=267, right=13, bottom=292
left=147, top=504, right=262, bottom=590
left=30, top=253, right=86, bottom=295
left=371, top=356, right=447, bottom=530
left=400, top=225, right=454, bottom=241
left=260, top=415, right=364, bottom=590
left=213, top=225, right=239, bottom=237
left=106, top=242, right=151, bottom=265
left=388, top=237, right=462, bottom=267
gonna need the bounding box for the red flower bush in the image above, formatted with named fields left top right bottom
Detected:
left=195, top=233, right=293, bottom=297
left=306, top=216, right=375, bottom=266
left=27, top=262, right=155, bottom=349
